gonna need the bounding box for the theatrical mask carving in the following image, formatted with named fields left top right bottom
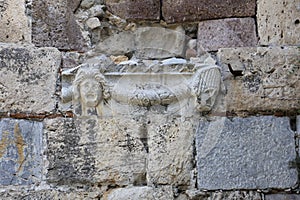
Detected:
left=73, top=67, right=110, bottom=116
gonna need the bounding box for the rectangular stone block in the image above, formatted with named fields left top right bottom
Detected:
left=147, top=115, right=195, bottom=186
left=217, top=47, right=300, bottom=113
left=265, top=194, right=300, bottom=200
left=103, top=186, right=173, bottom=200
left=162, top=0, right=256, bottom=23
left=45, top=117, right=147, bottom=186
left=135, top=26, right=186, bottom=59
left=105, top=0, right=160, bottom=21
left=258, top=0, right=300, bottom=45
left=0, top=44, right=61, bottom=113
left=0, top=0, right=31, bottom=42
left=196, top=116, right=297, bottom=190
left=0, top=119, right=43, bottom=185
left=198, top=18, right=257, bottom=51
left=32, top=0, right=87, bottom=51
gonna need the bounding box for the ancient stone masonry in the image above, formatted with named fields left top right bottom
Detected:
left=0, top=0, right=300, bottom=199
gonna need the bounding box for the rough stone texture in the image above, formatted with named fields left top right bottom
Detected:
left=103, top=186, right=174, bottom=200
left=0, top=190, right=101, bottom=200
left=186, top=190, right=262, bottom=200
left=162, top=0, right=256, bottom=23
left=0, top=0, right=31, bottom=42
left=95, top=32, right=135, bottom=55
left=0, top=119, right=43, bottom=185
left=44, top=117, right=147, bottom=186
left=217, top=47, right=300, bottom=113
left=198, top=18, right=257, bottom=51
left=265, top=194, right=300, bottom=200
left=105, top=0, right=160, bottom=21
left=32, top=0, right=87, bottom=51
left=135, top=26, right=186, bottom=59
left=147, top=115, right=195, bottom=186
left=196, top=116, right=297, bottom=190
left=96, top=26, right=186, bottom=59
left=258, top=0, right=300, bottom=46
left=0, top=44, right=61, bottom=113
left=297, top=115, right=300, bottom=134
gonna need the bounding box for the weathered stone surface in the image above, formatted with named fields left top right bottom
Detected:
left=162, top=0, right=256, bottom=23
left=198, top=18, right=257, bottom=51
left=95, top=31, right=135, bottom=55
left=0, top=0, right=31, bottom=42
left=32, top=0, right=87, bottom=51
left=105, top=0, right=160, bottom=21
left=44, top=117, right=147, bottom=186
left=0, top=190, right=101, bottom=200
left=103, top=186, right=173, bottom=200
left=135, top=26, right=186, bottom=59
left=258, top=0, right=300, bottom=45
left=96, top=26, right=186, bottom=59
left=0, top=44, right=61, bottom=113
left=217, top=47, right=300, bottom=113
left=265, top=194, right=300, bottom=200
left=0, top=119, right=43, bottom=185
left=196, top=116, right=297, bottom=190
left=147, top=115, right=195, bottom=186
left=186, top=190, right=262, bottom=200
left=297, top=115, right=300, bottom=134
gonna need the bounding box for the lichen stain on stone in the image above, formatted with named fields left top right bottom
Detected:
left=0, top=130, right=9, bottom=159
left=14, top=122, right=25, bottom=167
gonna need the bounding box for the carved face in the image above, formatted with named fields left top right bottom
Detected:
left=79, top=78, right=102, bottom=107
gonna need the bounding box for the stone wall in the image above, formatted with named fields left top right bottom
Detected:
left=0, top=0, right=299, bottom=199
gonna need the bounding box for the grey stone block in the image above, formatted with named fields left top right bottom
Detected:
left=196, top=116, right=297, bottom=190
left=198, top=18, right=257, bottom=51
left=0, top=119, right=43, bottom=186
left=265, top=194, right=300, bottom=200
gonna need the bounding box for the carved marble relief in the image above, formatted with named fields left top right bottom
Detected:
left=62, top=61, right=224, bottom=117
left=59, top=59, right=224, bottom=186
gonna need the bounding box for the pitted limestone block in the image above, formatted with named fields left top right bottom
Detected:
left=147, top=115, right=195, bottom=186
left=105, top=0, right=160, bottom=21
left=32, top=0, right=87, bottom=51
left=198, top=18, right=257, bottom=51
left=265, top=194, right=300, bottom=200
left=217, top=47, right=300, bottom=113
left=196, top=116, right=297, bottom=190
left=0, top=44, right=61, bottom=113
left=162, top=0, right=256, bottom=23
left=0, top=0, right=31, bottom=42
left=258, top=0, right=300, bottom=45
left=45, top=117, right=146, bottom=186
left=103, top=186, right=174, bottom=200
left=0, top=119, right=43, bottom=186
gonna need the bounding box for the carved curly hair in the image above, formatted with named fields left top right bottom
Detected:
left=73, top=66, right=110, bottom=103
